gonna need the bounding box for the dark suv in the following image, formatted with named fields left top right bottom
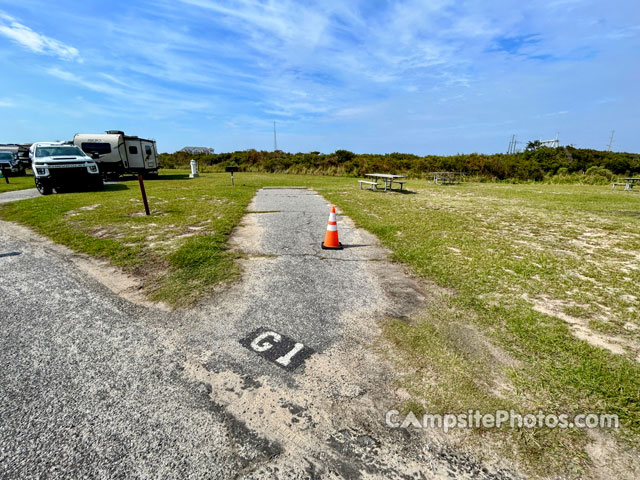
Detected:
left=0, top=151, right=18, bottom=178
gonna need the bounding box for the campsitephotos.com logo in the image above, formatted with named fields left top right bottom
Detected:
left=385, top=409, right=619, bottom=433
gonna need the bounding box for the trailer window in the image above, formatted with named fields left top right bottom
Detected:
left=145, top=145, right=152, bottom=156
left=81, top=143, right=111, bottom=155
left=129, top=146, right=138, bottom=154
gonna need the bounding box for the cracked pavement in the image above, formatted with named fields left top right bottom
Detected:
left=0, top=187, right=519, bottom=479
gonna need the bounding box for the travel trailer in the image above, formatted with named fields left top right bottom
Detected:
left=73, top=131, right=159, bottom=177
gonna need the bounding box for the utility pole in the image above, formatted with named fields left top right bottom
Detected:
left=273, top=121, right=278, bottom=152
left=607, top=130, right=615, bottom=151
left=507, top=134, right=516, bottom=154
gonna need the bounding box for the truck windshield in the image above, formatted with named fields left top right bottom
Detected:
left=36, top=146, right=87, bottom=158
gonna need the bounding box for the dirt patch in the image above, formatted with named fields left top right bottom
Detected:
left=523, top=293, right=639, bottom=361
left=87, top=226, right=116, bottom=239
left=65, top=204, right=102, bottom=217
left=72, top=255, right=170, bottom=311
left=584, top=430, right=640, bottom=480
left=227, top=195, right=271, bottom=256
left=228, top=214, right=264, bottom=256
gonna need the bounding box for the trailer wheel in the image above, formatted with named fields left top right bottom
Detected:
left=35, top=178, right=53, bottom=195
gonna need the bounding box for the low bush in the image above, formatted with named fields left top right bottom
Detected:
left=159, top=147, right=639, bottom=183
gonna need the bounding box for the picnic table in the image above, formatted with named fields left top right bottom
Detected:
left=612, top=178, right=640, bottom=191
left=432, top=172, right=461, bottom=185
left=364, top=173, right=407, bottom=191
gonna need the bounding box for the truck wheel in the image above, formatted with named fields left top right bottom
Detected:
left=92, top=177, right=105, bottom=191
left=35, top=178, right=53, bottom=195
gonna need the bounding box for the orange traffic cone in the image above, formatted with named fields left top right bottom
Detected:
left=321, top=205, right=343, bottom=250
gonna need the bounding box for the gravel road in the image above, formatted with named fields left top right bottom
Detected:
left=0, top=187, right=518, bottom=479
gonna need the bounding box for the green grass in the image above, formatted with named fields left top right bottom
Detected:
left=0, top=172, right=36, bottom=193
left=0, top=171, right=260, bottom=307
left=317, top=181, right=640, bottom=477
left=1, top=171, right=639, bottom=477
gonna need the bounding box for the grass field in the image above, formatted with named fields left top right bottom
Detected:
left=1, top=170, right=638, bottom=478
left=0, top=172, right=35, bottom=193
left=321, top=180, right=640, bottom=477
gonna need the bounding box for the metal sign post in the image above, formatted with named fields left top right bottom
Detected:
left=225, top=166, right=239, bottom=186
left=138, top=175, right=151, bottom=216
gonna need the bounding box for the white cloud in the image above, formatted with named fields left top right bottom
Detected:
left=605, top=25, right=640, bottom=39
left=45, top=67, right=214, bottom=118
left=0, top=17, right=80, bottom=61
left=544, top=110, right=569, bottom=117
left=179, top=0, right=329, bottom=49
left=334, top=106, right=376, bottom=118
left=47, top=68, right=122, bottom=96
left=0, top=97, right=15, bottom=107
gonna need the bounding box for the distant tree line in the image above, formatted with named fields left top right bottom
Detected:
left=159, top=147, right=640, bottom=182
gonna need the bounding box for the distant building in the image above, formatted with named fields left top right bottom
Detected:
left=180, top=146, right=215, bottom=154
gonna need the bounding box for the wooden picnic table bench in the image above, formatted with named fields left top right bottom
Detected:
left=613, top=178, right=640, bottom=191
left=432, top=172, right=461, bottom=185
left=358, top=180, right=379, bottom=191
left=364, top=173, right=407, bottom=191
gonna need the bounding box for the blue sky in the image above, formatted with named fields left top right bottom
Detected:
left=0, top=0, right=638, bottom=154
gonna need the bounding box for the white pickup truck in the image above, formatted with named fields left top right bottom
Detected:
left=29, top=142, right=104, bottom=195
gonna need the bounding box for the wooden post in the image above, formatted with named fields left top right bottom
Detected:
left=138, top=175, right=150, bottom=216
left=225, top=166, right=239, bottom=186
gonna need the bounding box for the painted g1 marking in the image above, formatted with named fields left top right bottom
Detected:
left=240, top=328, right=314, bottom=371
left=250, top=331, right=281, bottom=352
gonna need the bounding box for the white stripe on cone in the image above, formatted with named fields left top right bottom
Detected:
left=327, top=224, right=338, bottom=231
left=329, top=212, right=336, bottom=222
